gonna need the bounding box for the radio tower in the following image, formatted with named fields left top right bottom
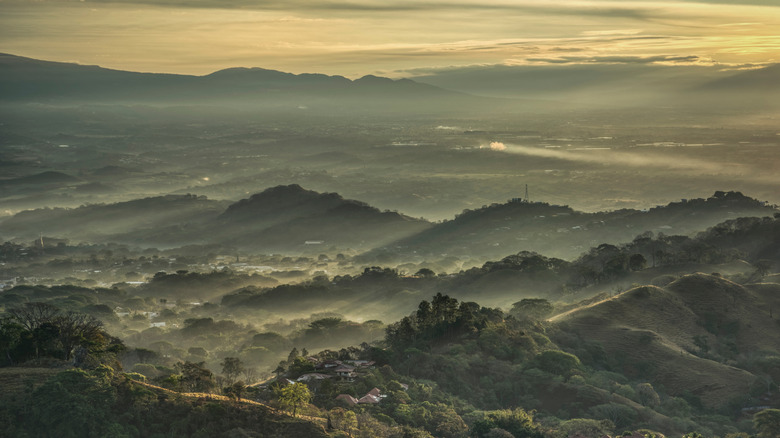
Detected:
left=525, top=184, right=529, bottom=203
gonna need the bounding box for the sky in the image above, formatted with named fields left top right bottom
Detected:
left=1, top=0, right=779, bottom=77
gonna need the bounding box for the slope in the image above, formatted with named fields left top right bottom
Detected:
left=0, top=367, right=330, bottom=438
left=553, top=273, right=780, bottom=407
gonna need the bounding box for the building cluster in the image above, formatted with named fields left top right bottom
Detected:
left=292, top=358, right=409, bottom=405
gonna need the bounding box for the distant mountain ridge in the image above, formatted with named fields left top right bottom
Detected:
left=411, top=62, right=780, bottom=109
left=0, top=53, right=472, bottom=111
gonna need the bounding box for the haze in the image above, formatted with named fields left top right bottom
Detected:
left=2, top=2, right=780, bottom=437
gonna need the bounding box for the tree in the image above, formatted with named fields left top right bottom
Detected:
left=558, top=419, right=614, bottom=438
left=589, top=403, right=637, bottom=429
left=471, top=408, right=544, bottom=438
left=288, top=356, right=315, bottom=378
left=6, top=302, right=107, bottom=361
left=176, top=361, right=215, bottom=393
left=532, top=350, right=581, bottom=379
left=56, top=311, right=104, bottom=361
left=330, top=408, right=358, bottom=437
left=221, top=357, right=244, bottom=386
left=0, top=319, right=24, bottom=365
left=754, top=409, right=780, bottom=438
left=275, top=382, right=312, bottom=417
left=287, top=347, right=300, bottom=363
left=629, top=253, right=647, bottom=271
left=224, top=381, right=246, bottom=402
left=510, top=299, right=554, bottom=321
left=415, top=268, right=436, bottom=278
left=636, top=383, right=660, bottom=407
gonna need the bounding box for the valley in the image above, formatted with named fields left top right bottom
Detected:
left=1, top=53, right=780, bottom=438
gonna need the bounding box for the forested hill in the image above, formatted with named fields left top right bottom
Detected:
left=371, top=282, right=780, bottom=437
left=365, top=190, right=776, bottom=262
left=0, top=367, right=330, bottom=438
left=0, top=184, right=432, bottom=252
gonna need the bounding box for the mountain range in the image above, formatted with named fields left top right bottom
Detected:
left=5, top=53, right=779, bottom=113
left=411, top=62, right=780, bottom=110
left=0, top=53, right=490, bottom=114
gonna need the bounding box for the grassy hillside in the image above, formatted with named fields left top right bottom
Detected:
left=554, top=273, right=780, bottom=407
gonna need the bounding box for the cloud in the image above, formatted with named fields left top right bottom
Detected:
left=525, top=54, right=705, bottom=65
left=3, top=0, right=778, bottom=76
left=482, top=143, right=777, bottom=185
left=480, top=141, right=507, bottom=151
left=0, top=0, right=712, bottom=18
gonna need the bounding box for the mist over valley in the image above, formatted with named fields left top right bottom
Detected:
left=1, top=52, right=780, bottom=438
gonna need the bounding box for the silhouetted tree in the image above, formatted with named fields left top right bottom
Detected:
left=221, top=357, right=244, bottom=386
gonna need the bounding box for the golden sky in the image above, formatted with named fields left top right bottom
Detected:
left=1, top=0, right=779, bottom=77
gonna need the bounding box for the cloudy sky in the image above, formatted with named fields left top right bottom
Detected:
left=1, top=0, right=778, bottom=77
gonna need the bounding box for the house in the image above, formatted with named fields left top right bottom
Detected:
left=357, top=394, right=380, bottom=404
left=367, top=387, right=381, bottom=398
left=334, top=364, right=355, bottom=376
left=335, top=394, right=358, bottom=406
left=334, top=364, right=357, bottom=381
left=316, top=360, right=342, bottom=370
left=297, top=373, right=331, bottom=382
left=150, top=322, right=166, bottom=328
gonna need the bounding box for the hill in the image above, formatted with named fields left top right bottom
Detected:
left=0, top=185, right=433, bottom=252
left=552, top=273, right=780, bottom=407
left=0, top=194, right=230, bottom=243
left=0, top=171, right=81, bottom=187
left=217, top=185, right=432, bottom=251
left=363, top=191, right=777, bottom=263
left=0, top=367, right=329, bottom=438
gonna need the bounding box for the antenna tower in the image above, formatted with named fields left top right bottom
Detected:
left=525, top=184, right=529, bottom=203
